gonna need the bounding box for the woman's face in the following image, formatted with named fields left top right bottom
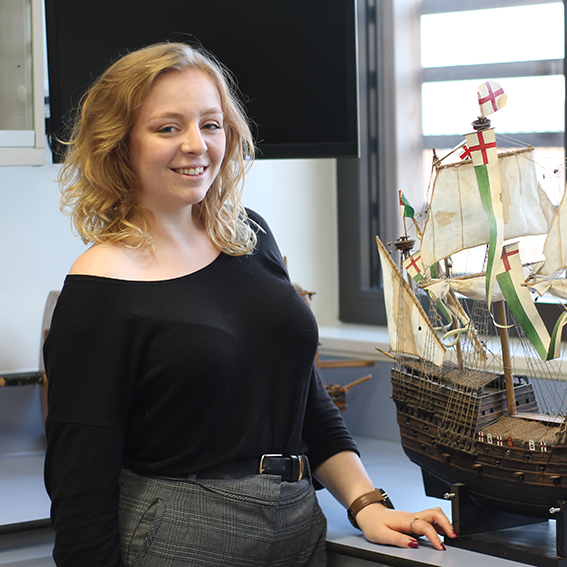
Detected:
left=128, top=68, right=226, bottom=214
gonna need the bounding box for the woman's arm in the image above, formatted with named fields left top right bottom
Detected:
left=44, top=279, right=138, bottom=566
left=314, top=450, right=457, bottom=550
left=45, top=422, right=126, bottom=566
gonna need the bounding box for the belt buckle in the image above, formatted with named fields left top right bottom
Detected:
left=289, top=454, right=307, bottom=481
left=259, top=454, right=283, bottom=475
left=297, top=455, right=307, bottom=481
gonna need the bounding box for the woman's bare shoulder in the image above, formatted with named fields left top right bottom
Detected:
left=69, top=243, right=140, bottom=278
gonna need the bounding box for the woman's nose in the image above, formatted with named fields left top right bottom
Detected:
left=181, top=126, right=206, bottom=154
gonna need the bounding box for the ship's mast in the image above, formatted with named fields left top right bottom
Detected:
left=496, top=300, right=516, bottom=415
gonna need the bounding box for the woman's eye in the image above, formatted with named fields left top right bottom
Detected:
left=203, top=122, right=222, bottom=130
left=157, top=125, right=177, bottom=134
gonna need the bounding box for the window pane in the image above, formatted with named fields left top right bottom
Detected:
left=0, top=0, right=34, bottom=131
left=422, top=75, right=565, bottom=136
left=421, top=3, right=565, bottom=68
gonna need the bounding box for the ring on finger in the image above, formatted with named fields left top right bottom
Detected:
left=409, top=517, right=420, bottom=534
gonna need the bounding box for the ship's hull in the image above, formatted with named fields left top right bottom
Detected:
left=392, top=363, right=567, bottom=519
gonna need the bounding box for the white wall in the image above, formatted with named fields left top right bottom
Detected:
left=0, top=150, right=339, bottom=373
left=0, top=154, right=81, bottom=373
left=243, top=158, right=339, bottom=325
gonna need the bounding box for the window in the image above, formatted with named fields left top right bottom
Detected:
left=0, top=0, right=45, bottom=165
left=337, top=0, right=565, bottom=325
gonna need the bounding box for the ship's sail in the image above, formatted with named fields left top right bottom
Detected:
left=527, top=190, right=567, bottom=299
left=381, top=79, right=566, bottom=368
left=529, top=279, right=567, bottom=300
left=402, top=254, right=488, bottom=365
left=535, top=190, right=567, bottom=277
left=420, top=147, right=556, bottom=270
left=423, top=274, right=504, bottom=303
left=376, top=236, right=446, bottom=367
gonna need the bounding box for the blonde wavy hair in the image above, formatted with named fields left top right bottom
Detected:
left=58, top=42, right=257, bottom=255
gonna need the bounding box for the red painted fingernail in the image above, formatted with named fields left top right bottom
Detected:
left=440, top=543, right=446, bottom=551
left=408, top=540, right=419, bottom=549
left=452, top=530, right=458, bottom=537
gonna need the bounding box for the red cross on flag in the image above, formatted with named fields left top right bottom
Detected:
left=501, top=242, right=520, bottom=271
left=459, top=145, right=471, bottom=160
left=478, top=80, right=507, bottom=117
left=403, top=252, right=424, bottom=283
left=465, top=128, right=497, bottom=167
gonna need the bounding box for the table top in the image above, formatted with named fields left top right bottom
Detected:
left=318, top=437, right=543, bottom=567
left=0, top=438, right=556, bottom=566
left=0, top=452, right=50, bottom=528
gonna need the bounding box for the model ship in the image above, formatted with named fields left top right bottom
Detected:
left=377, top=80, right=567, bottom=520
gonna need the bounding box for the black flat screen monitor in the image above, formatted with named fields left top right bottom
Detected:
left=45, top=0, right=359, bottom=163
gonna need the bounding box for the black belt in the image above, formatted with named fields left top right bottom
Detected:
left=196, top=454, right=309, bottom=482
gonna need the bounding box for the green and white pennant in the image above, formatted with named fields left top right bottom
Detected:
left=496, top=242, right=567, bottom=361
left=464, top=128, right=503, bottom=306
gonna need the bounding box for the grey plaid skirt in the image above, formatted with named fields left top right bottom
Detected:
left=117, top=467, right=328, bottom=567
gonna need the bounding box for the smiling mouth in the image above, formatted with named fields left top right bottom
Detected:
left=173, top=167, right=205, bottom=176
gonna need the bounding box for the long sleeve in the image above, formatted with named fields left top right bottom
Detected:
left=44, top=423, right=126, bottom=566
left=302, top=363, right=359, bottom=472
left=44, top=281, right=142, bottom=567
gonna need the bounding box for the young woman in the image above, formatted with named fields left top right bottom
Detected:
left=44, top=42, right=456, bottom=567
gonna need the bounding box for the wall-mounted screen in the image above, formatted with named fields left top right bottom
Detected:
left=45, top=0, right=359, bottom=163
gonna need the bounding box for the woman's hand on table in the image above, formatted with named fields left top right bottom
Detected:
left=356, top=503, right=458, bottom=550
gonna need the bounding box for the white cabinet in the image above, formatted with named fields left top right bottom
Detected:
left=0, top=0, right=45, bottom=166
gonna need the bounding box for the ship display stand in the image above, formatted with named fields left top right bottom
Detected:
left=432, top=476, right=567, bottom=567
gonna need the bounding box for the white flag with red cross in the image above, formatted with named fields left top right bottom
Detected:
left=477, top=80, right=507, bottom=117
left=403, top=252, right=424, bottom=283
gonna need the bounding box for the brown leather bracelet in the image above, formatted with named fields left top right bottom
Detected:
left=347, top=488, right=393, bottom=530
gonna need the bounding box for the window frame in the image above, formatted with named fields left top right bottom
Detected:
left=337, top=0, right=396, bottom=326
